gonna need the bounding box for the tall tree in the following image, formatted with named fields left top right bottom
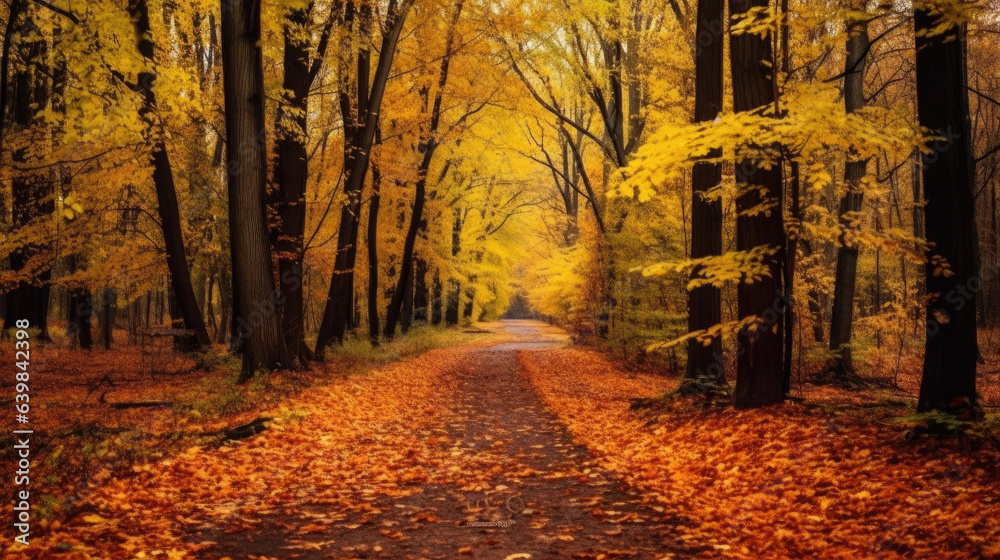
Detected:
left=445, top=209, right=464, bottom=326
left=126, top=0, right=210, bottom=348
left=383, top=0, right=465, bottom=338
left=366, top=138, right=383, bottom=345
left=0, top=0, right=25, bottom=155
left=221, top=0, right=290, bottom=378
left=271, top=2, right=335, bottom=366
left=685, top=0, right=724, bottom=386
left=914, top=5, right=979, bottom=415
left=3, top=6, right=52, bottom=338
left=827, top=18, right=870, bottom=381
left=315, top=0, right=413, bottom=356
left=54, top=25, right=92, bottom=350
left=730, top=0, right=785, bottom=407
left=66, top=253, right=93, bottom=350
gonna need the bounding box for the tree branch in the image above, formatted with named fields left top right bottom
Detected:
left=33, top=0, right=79, bottom=24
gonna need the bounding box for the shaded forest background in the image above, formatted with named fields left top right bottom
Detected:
left=2, top=2, right=1000, bottom=556
left=0, top=0, right=998, bottom=413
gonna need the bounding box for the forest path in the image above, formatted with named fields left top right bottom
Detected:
left=209, top=320, right=685, bottom=559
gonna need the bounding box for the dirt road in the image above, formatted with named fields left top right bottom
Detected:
left=211, top=320, right=682, bottom=559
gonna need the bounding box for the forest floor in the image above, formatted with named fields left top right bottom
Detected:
left=3, top=321, right=1000, bottom=559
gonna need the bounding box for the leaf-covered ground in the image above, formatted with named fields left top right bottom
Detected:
left=521, top=348, right=1000, bottom=559
left=4, top=320, right=1000, bottom=559
left=0, top=326, right=510, bottom=526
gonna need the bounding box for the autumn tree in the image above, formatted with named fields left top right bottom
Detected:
left=521, top=118, right=585, bottom=246
left=271, top=2, right=336, bottom=366
left=505, top=0, right=669, bottom=230
left=125, top=0, right=210, bottom=349
left=3, top=3, right=53, bottom=338
left=827, top=11, right=870, bottom=381
left=52, top=24, right=92, bottom=349
left=383, top=0, right=466, bottom=338
left=730, top=0, right=785, bottom=407
left=366, top=126, right=384, bottom=344
left=685, top=0, right=724, bottom=386
left=914, top=1, right=979, bottom=415
left=221, top=0, right=290, bottom=378
left=315, top=0, right=414, bottom=356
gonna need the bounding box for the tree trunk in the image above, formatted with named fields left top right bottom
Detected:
left=221, top=0, right=291, bottom=379
left=911, top=154, right=925, bottom=334
left=4, top=13, right=51, bottom=339
left=367, top=154, right=382, bottom=345
left=784, top=161, right=800, bottom=394
left=463, top=285, right=475, bottom=320
left=383, top=0, right=463, bottom=338
left=217, top=255, right=232, bottom=344
left=384, top=169, right=431, bottom=337
left=914, top=11, right=979, bottom=415
left=101, top=288, right=115, bottom=349
left=0, top=0, right=25, bottom=156
left=315, top=0, right=413, bottom=355
left=431, top=273, right=444, bottom=326
left=798, top=239, right=825, bottom=343
left=827, top=23, right=870, bottom=380
left=67, top=254, right=93, bottom=350
left=730, top=0, right=785, bottom=407
left=272, top=3, right=314, bottom=366
left=779, top=0, right=795, bottom=397
left=401, top=262, right=414, bottom=333
left=686, top=0, right=724, bottom=385
left=445, top=209, right=463, bottom=326
left=129, top=0, right=210, bottom=348
left=445, top=281, right=461, bottom=326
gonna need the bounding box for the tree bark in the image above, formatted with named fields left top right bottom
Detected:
left=383, top=1, right=464, bottom=338
left=128, top=0, right=210, bottom=348
left=914, top=11, right=979, bottom=415
left=4, top=10, right=51, bottom=339
left=730, top=0, right=785, bottom=407
left=827, top=23, right=870, bottom=380
left=221, top=0, right=291, bottom=379
left=315, top=0, right=413, bottom=356
left=367, top=148, right=382, bottom=345
left=686, top=0, right=724, bottom=385
left=66, top=254, right=93, bottom=350
left=445, top=209, right=463, bottom=326
left=272, top=2, right=314, bottom=366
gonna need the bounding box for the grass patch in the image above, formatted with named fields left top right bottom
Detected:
left=177, top=325, right=497, bottom=419
left=325, top=325, right=494, bottom=375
